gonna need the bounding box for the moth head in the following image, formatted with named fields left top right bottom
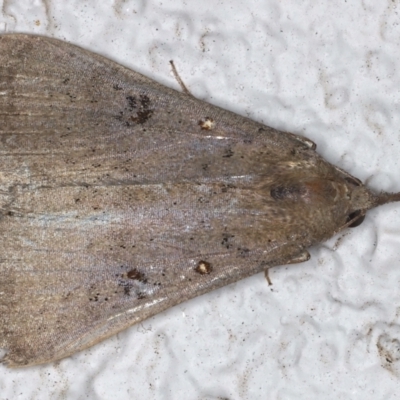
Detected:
left=269, top=172, right=399, bottom=239
left=333, top=174, right=400, bottom=231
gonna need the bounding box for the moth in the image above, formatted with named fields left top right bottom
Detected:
left=0, top=34, right=398, bottom=368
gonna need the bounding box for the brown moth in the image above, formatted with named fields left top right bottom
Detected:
left=0, top=34, right=398, bottom=368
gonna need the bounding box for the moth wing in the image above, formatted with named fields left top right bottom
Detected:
left=0, top=34, right=315, bottom=367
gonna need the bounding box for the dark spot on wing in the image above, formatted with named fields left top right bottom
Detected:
left=117, top=266, right=150, bottom=298
left=221, top=232, right=235, bottom=249
left=237, top=247, right=250, bottom=258
left=221, top=183, right=236, bottom=193
left=270, top=184, right=305, bottom=201
left=114, top=94, right=154, bottom=126
left=130, top=94, right=153, bottom=124
left=195, top=260, right=212, bottom=275
left=222, top=148, right=234, bottom=158
left=198, top=117, right=215, bottom=130
left=127, top=268, right=147, bottom=283
left=126, top=95, right=137, bottom=111
left=131, top=109, right=152, bottom=124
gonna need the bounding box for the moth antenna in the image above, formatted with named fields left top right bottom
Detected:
left=375, top=191, right=400, bottom=206
left=352, top=187, right=400, bottom=211
left=169, top=60, right=192, bottom=96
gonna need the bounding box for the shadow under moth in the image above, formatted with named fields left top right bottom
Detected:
left=0, top=34, right=399, bottom=368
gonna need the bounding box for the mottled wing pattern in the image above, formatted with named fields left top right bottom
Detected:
left=0, top=35, right=329, bottom=366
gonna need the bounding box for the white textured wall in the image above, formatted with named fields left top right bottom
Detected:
left=1, top=1, right=400, bottom=399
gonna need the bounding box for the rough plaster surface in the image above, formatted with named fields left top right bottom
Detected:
left=1, top=1, right=400, bottom=399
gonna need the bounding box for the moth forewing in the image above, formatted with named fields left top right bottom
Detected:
left=0, top=34, right=398, bottom=367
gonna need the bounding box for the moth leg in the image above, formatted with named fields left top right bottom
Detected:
left=280, top=129, right=317, bottom=150
left=297, top=137, right=316, bottom=150
left=169, top=60, right=192, bottom=96
left=287, top=250, right=311, bottom=264
left=264, top=269, right=273, bottom=286
left=290, top=133, right=317, bottom=150
left=332, top=164, right=363, bottom=187
left=263, top=250, right=310, bottom=285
